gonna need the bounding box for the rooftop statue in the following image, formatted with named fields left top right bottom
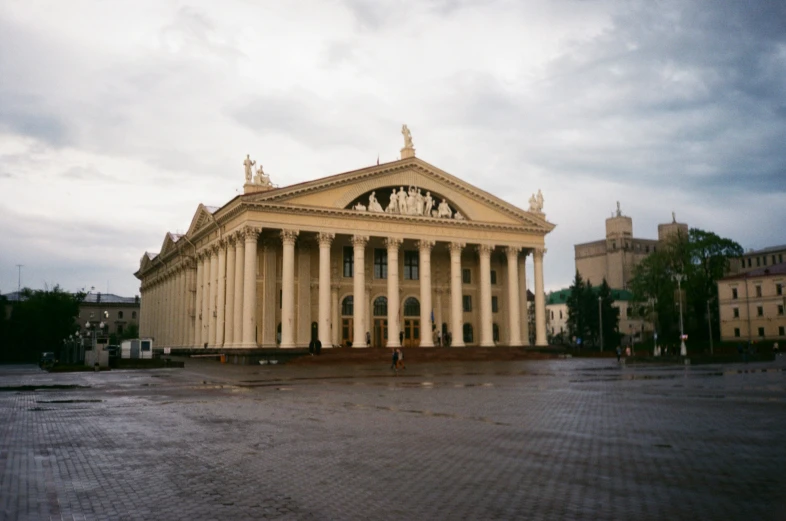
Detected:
left=529, top=189, right=544, bottom=213
left=402, top=124, right=414, bottom=149
left=254, top=165, right=271, bottom=187
left=243, top=154, right=256, bottom=183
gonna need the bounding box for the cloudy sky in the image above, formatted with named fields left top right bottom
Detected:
left=1, top=0, right=785, bottom=298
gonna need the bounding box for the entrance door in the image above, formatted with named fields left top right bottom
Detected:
left=403, top=319, right=420, bottom=348
left=373, top=319, right=388, bottom=348
left=341, top=318, right=353, bottom=347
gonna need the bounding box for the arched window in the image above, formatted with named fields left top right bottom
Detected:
left=118, top=311, right=124, bottom=319
left=403, top=297, right=420, bottom=317
left=341, top=296, right=354, bottom=316
left=463, top=323, right=474, bottom=343
left=373, top=296, right=387, bottom=316
left=132, top=311, right=137, bottom=319
left=493, top=323, right=500, bottom=342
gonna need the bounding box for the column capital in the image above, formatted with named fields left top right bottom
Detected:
left=384, top=237, right=402, bottom=249
left=505, top=246, right=521, bottom=258
left=208, top=243, right=220, bottom=256
left=241, top=226, right=262, bottom=242
left=352, top=235, right=369, bottom=247
left=317, top=232, right=335, bottom=247
left=533, top=246, right=547, bottom=258
left=477, top=244, right=494, bottom=256
left=417, top=239, right=435, bottom=252
left=226, top=233, right=237, bottom=247
left=449, top=242, right=465, bottom=254
left=280, top=229, right=299, bottom=246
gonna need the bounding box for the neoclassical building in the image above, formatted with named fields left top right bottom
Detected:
left=135, top=130, right=555, bottom=350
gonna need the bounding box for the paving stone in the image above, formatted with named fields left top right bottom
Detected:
left=0, top=358, right=785, bottom=520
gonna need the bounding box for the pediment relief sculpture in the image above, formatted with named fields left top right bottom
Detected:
left=348, top=185, right=463, bottom=220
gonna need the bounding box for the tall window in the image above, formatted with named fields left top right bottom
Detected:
left=490, top=270, right=497, bottom=285
left=341, top=296, right=354, bottom=316
left=734, top=328, right=740, bottom=337
left=373, top=296, right=388, bottom=316
left=132, top=311, right=137, bottom=319
left=463, top=295, right=472, bottom=312
left=403, top=297, right=420, bottom=316
left=757, top=306, right=763, bottom=317
left=374, top=249, right=388, bottom=279
left=778, top=305, right=784, bottom=316
left=755, top=286, right=762, bottom=297
left=733, top=308, right=739, bottom=318
left=118, top=311, right=124, bottom=319
left=732, top=288, right=738, bottom=299
left=758, top=327, right=765, bottom=337
left=343, top=246, right=354, bottom=277
left=780, top=326, right=785, bottom=336
left=462, top=268, right=471, bottom=284
left=777, top=284, right=783, bottom=296
left=492, top=296, right=499, bottom=313
left=404, top=251, right=419, bottom=280
left=463, top=323, right=474, bottom=343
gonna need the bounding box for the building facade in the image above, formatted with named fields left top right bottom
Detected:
left=574, top=205, right=687, bottom=290
left=727, top=244, right=786, bottom=274
left=78, top=293, right=140, bottom=337
left=135, top=135, right=555, bottom=350
left=717, top=262, right=786, bottom=343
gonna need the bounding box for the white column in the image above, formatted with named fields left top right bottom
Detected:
left=280, top=229, right=299, bottom=348
left=506, top=246, right=522, bottom=346
left=175, top=267, right=184, bottom=347
left=418, top=240, right=435, bottom=347
left=479, top=244, right=494, bottom=347
left=239, top=227, right=260, bottom=348
left=317, top=233, right=334, bottom=349
left=352, top=235, right=368, bottom=348
left=449, top=242, right=465, bottom=347
left=186, top=261, right=196, bottom=347
left=435, top=288, right=444, bottom=343
left=166, top=270, right=173, bottom=347
left=331, top=276, right=340, bottom=347
left=534, top=247, right=547, bottom=346
left=215, top=241, right=227, bottom=347
left=232, top=238, right=245, bottom=347
left=224, top=236, right=236, bottom=347
left=194, top=255, right=204, bottom=347
left=386, top=237, right=402, bottom=348
left=208, top=246, right=219, bottom=347
left=519, top=253, right=530, bottom=346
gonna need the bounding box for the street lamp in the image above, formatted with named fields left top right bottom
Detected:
left=672, top=274, right=687, bottom=356
left=598, top=296, right=603, bottom=352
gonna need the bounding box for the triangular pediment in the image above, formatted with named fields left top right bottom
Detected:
left=242, top=157, right=553, bottom=231
left=185, top=204, right=219, bottom=237
left=158, top=232, right=182, bottom=258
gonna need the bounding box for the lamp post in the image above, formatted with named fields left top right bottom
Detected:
left=598, top=296, right=603, bottom=352
left=672, top=274, right=687, bottom=356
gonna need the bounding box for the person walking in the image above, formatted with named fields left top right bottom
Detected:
left=391, top=349, right=399, bottom=371
left=616, top=345, right=622, bottom=362
left=309, top=337, right=322, bottom=356
left=396, top=348, right=405, bottom=370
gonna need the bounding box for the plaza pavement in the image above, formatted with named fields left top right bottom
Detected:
left=1, top=355, right=785, bottom=521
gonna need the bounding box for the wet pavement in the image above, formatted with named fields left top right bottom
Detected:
left=1, top=356, right=785, bottom=520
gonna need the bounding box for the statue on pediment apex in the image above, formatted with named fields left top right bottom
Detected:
left=254, top=165, right=271, bottom=187
left=243, top=154, right=255, bottom=183
left=529, top=189, right=544, bottom=213
left=402, top=124, right=414, bottom=149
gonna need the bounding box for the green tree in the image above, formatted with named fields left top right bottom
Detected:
left=566, top=271, right=592, bottom=345
left=121, top=322, right=139, bottom=340
left=2, top=286, right=84, bottom=363
left=629, top=228, right=742, bottom=345
left=597, top=279, right=620, bottom=349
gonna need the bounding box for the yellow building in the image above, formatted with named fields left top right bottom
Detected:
left=135, top=129, right=555, bottom=350
left=718, top=261, right=786, bottom=343
left=727, top=244, right=786, bottom=274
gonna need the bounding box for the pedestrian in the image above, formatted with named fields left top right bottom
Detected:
left=774, top=342, right=780, bottom=356
left=396, top=348, right=405, bottom=370
left=625, top=345, right=631, bottom=357
left=446, top=331, right=452, bottom=347
left=309, top=337, right=322, bottom=356
left=436, top=331, right=441, bottom=346
left=391, top=349, right=399, bottom=371
left=399, top=330, right=404, bottom=346
left=366, top=331, right=371, bottom=347
left=616, top=345, right=621, bottom=362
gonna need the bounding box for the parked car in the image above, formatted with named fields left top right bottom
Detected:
left=39, top=352, right=56, bottom=367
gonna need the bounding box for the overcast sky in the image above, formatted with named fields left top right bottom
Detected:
left=1, top=0, right=785, bottom=298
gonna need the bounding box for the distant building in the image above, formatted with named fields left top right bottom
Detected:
left=2, top=291, right=140, bottom=338
left=717, top=261, right=785, bottom=344
left=546, top=287, right=650, bottom=345
left=574, top=204, right=687, bottom=290
left=727, top=244, right=786, bottom=274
